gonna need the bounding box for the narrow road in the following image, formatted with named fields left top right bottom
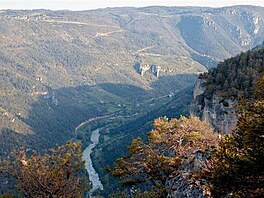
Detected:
left=39, top=19, right=119, bottom=28
left=135, top=45, right=155, bottom=54
left=95, top=29, right=123, bottom=37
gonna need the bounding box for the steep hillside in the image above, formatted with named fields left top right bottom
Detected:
left=191, top=44, right=264, bottom=133
left=91, top=87, right=193, bottom=194
left=0, top=6, right=264, bottom=156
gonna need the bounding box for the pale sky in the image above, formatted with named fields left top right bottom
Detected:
left=0, top=0, right=263, bottom=11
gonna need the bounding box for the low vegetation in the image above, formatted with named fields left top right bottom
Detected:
left=107, top=115, right=218, bottom=196
left=106, top=54, right=264, bottom=196
left=0, top=8, right=264, bottom=197
left=200, top=47, right=264, bottom=100
left=0, top=141, right=89, bottom=197
left=208, top=76, right=264, bottom=197
left=1, top=79, right=263, bottom=196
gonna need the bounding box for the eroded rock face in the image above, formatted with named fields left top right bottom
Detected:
left=166, top=152, right=211, bottom=198
left=166, top=174, right=209, bottom=198
left=166, top=78, right=238, bottom=197
left=190, top=78, right=237, bottom=134
left=134, top=62, right=161, bottom=77
left=193, top=79, right=207, bottom=100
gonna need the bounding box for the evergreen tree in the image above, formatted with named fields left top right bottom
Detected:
left=1, top=141, right=89, bottom=197
left=208, top=77, right=264, bottom=197
left=202, top=48, right=264, bottom=100
left=107, top=116, right=218, bottom=195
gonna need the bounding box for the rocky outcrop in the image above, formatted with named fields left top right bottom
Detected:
left=166, top=152, right=211, bottom=198
left=134, top=62, right=161, bottom=77
left=166, top=174, right=210, bottom=198
left=141, top=64, right=149, bottom=76
left=151, top=64, right=161, bottom=77
left=190, top=78, right=237, bottom=134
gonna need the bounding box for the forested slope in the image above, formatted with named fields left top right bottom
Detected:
left=1, top=6, right=264, bottom=158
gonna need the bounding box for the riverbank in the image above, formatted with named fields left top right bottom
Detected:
left=82, top=128, right=104, bottom=194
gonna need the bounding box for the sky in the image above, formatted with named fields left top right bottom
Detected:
left=0, top=0, right=264, bottom=11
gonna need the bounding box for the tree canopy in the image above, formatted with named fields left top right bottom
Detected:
left=200, top=48, right=264, bottom=100
left=107, top=115, right=218, bottom=195
left=208, top=76, right=264, bottom=197
left=0, top=141, right=89, bottom=197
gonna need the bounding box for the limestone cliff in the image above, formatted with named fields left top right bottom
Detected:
left=190, top=78, right=237, bottom=134
left=166, top=45, right=264, bottom=197
left=166, top=152, right=211, bottom=198
left=165, top=78, right=238, bottom=197
left=134, top=62, right=161, bottom=77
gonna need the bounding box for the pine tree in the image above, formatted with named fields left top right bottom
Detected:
left=1, top=141, right=90, bottom=197
left=209, top=76, right=264, bottom=197
left=107, top=116, right=218, bottom=195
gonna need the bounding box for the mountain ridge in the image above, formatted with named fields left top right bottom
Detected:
left=1, top=5, right=264, bottom=195
left=191, top=46, right=264, bottom=133
left=0, top=5, right=264, bottom=157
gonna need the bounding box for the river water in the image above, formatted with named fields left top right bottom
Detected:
left=82, top=128, right=104, bottom=194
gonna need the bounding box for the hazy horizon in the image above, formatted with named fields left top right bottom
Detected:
left=0, top=0, right=264, bottom=11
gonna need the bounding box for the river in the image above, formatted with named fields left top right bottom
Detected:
left=82, top=128, right=104, bottom=194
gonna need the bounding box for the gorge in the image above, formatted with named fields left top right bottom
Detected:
left=82, top=128, right=104, bottom=194
left=0, top=5, right=264, bottom=196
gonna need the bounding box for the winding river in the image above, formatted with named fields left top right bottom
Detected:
left=82, top=128, right=104, bottom=194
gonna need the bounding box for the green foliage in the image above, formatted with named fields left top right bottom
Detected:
left=1, top=7, right=264, bottom=197
left=200, top=48, right=264, bottom=100
left=1, top=141, right=90, bottom=197
left=1, top=7, right=263, bottom=159
left=109, top=187, right=161, bottom=198
left=0, top=193, right=15, bottom=198
left=107, top=115, right=218, bottom=195
left=208, top=78, right=264, bottom=197
left=89, top=87, right=194, bottom=195
left=0, top=7, right=207, bottom=159
left=255, top=75, right=264, bottom=100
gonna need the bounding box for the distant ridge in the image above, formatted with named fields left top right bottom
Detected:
left=0, top=5, right=264, bottom=158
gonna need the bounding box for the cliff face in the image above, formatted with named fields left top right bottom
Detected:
left=166, top=174, right=209, bottom=198
left=166, top=46, right=264, bottom=197
left=166, top=152, right=211, bottom=198
left=134, top=63, right=161, bottom=77
left=190, top=79, right=237, bottom=134
left=165, top=79, right=238, bottom=197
